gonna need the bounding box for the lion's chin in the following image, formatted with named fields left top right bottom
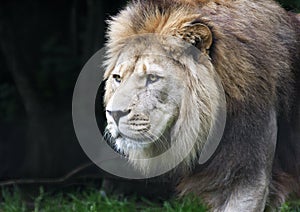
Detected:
left=114, top=136, right=153, bottom=155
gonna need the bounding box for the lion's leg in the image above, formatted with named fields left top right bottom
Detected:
left=215, top=172, right=269, bottom=212
left=178, top=107, right=277, bottom=212
left=218, top=110, right=277, bottom=212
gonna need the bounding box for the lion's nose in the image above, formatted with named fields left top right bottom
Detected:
left=107, top=109, right=131, bottom=125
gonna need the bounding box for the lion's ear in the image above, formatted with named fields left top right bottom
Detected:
left=176, top=23, right=212, bottom=53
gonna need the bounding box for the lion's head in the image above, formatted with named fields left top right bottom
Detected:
left=103, top=2, right=225, bottom=175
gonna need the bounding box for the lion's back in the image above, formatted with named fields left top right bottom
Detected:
left=199, top=0, right=298, bottom=109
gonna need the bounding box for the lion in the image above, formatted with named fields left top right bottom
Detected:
left=103, top=0, right=300, bottom=211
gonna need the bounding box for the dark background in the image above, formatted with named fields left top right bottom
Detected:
left=0, top=0, right=299, bottom=183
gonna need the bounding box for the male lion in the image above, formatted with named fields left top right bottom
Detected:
left=103, top=0, right=300, bottom=211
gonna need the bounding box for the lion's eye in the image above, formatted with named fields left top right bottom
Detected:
left=112, top=74, right=122, bottom=83
left=147, top=74, right=160, bottom=84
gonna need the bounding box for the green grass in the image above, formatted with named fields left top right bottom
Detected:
left=0, top=186, right=207, bottom=212
left=0, top=186, right=299, bottom=212
left=281, top=201, right=300, bottom=212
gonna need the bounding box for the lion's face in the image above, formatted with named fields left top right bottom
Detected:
left=104, top=30, right=221, bottom=174
left=105, top=53, right=184, bottom=157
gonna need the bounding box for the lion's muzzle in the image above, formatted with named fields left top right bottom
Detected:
left=127, top=113, right=151, bottom=133
left=107, top=109, right=131, bottom=126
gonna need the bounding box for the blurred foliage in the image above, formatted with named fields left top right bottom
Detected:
left=0, top=57, right=24, bottom=121
left=0, top=84, right=19, bottom=121
left=39, top=37, right=80, bottom=101
left=277, top=0, right=300, bottom=12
